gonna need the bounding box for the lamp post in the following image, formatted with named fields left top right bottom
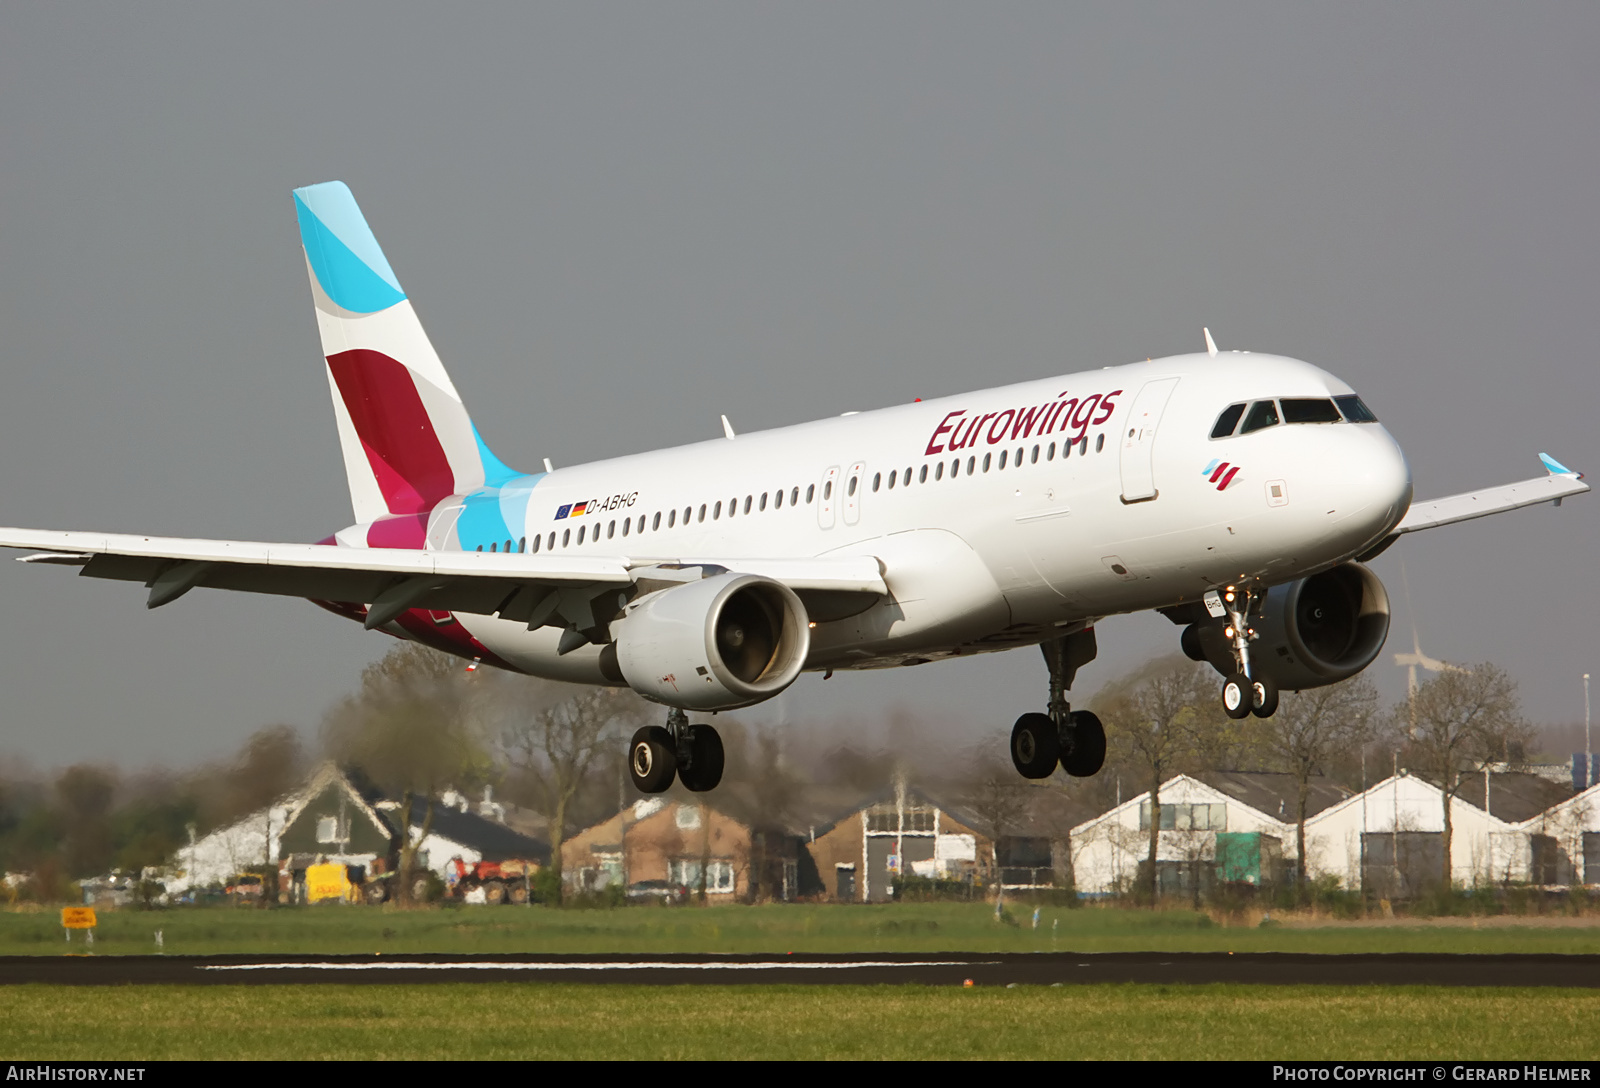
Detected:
left=1585, top=673, right=1592, bottom=788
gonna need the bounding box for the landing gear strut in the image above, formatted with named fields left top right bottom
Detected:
left=1010, top=629, right=1106, bottom=780
left=628, top=708, right=725, bottom=794
left=1215, top=585, right=1278, bottom=720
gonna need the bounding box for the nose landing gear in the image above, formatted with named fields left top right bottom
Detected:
left=628, top=708, right=725, bottom=794
left=1214, top=585, right=1279, bottom=720
left=1008, top=629, right=1107, bottom=781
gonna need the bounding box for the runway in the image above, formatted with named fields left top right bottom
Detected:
left=4, top=952, right=1599, bottom=987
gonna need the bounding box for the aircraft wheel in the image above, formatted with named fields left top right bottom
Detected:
left=1221, top=674, right=1252, bottom=720
left=1010, top=713, right=1060, bottom=779
left=678, top=724, right=725, bottom=793
left=1249, top=674, right=1280, bottom=718
left=629, top=726, right=678, bottom=793
left=1061, top=710, right=1106, bottom=778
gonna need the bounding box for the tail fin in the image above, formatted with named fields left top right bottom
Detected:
left=293, top=181, right=518, bottom=524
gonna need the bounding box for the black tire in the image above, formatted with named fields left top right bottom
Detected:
left=1221, top=673, right=1252, bottom=719
left=509, top=883, right=530, bottom=905
left=678, top=724, right=725, bottom=792
left=364, top=882, right=387, bottom=905
left=1250, top=673, right=1280, bottom=718
left=629, top=725, right=678, bottom=793
left=1061, top=709, right=1107, bottom=778
left=483, top=880, right=507, bottom=905
left=1010, top=712, right=1060, bottom=779
left=410, top=876, right=432, bottom=902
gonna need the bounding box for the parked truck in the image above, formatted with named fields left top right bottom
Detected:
left=447, top=858, right=541, bottom=904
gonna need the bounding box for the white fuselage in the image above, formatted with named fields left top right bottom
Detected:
left=367, top=351, right=1412, bottom=683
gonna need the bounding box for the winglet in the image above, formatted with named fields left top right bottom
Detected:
left=1539, top=452, right=1581, bottom=478
left=1203, top=328, right=1218, bottom=358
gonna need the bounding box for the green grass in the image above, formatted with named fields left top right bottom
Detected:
left=7, top=902, right=1600, bottom=956
left=0, top=983, right=1596, bottom=1059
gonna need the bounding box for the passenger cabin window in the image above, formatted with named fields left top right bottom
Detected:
left=1280, top=398, right=1342, bottom=424
left=1210, top=402, right=1247, bottom=438
left=1240, top=400, right=1280, bottom=435
left=1334, top=394, right=1379, bottom=423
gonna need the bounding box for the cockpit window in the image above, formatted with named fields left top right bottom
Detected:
left=1280, top=398, right=1342, bottom=424
left=1210, top=403, right=1246, bottom=439
left=1334, top=394, right=1379, bottom=423
left=1239, top=400, right=1279, bottom=434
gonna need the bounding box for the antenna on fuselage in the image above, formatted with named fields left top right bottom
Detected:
left=1203, top=327, right=1219, bottom=357
left=721, top=414, right=737, bottom=440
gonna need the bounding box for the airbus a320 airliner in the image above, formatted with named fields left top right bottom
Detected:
left=2, top=183, right=1586, bottom=793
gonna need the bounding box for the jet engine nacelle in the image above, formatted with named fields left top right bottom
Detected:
left=613, top=572, right=810, bottom=711
left=1183, top=562, right=1391, bottom=691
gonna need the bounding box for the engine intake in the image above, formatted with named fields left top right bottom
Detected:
left=1184, top=562, right=1391, bottom=690
left=613, top=572, right=810, bottom=711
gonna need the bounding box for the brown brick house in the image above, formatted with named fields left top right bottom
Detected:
left=563, top=798, right=799, bottom=901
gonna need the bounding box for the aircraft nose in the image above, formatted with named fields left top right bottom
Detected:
left=1350, top=426, right=1413, bottom=537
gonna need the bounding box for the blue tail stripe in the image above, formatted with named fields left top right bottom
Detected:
left=293, top=185, right=407, bottom=315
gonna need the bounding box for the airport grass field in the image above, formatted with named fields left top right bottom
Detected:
left=5, top=904, right=1600, bottom=1059
left=0, top=982, right=1596, bottom=1060
left=4, top=900, right=1600, bottom=956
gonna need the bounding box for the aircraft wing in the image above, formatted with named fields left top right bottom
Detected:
left=0, top=527, right=887, bottom=628
left=1393, top=456, right=1589, bottom=536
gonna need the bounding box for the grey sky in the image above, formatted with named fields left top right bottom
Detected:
left=0, top=4, right=1595, bottom=768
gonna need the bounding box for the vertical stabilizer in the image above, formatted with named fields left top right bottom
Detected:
left=293, top=181, right=517, bottom=525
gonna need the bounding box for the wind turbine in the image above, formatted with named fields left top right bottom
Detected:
left=1393, top=558, right=1469, bottom=733
left=1393, top=627, right=1467, bottom=699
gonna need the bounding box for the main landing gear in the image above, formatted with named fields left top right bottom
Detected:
left=1010, top=629, right=1106, bottom=781
left=629, top=708, right=725, bottom=794
left=1214, top=585, right=1278, bottom=721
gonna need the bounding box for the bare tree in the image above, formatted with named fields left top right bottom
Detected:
left=1395, top=663, right=1530, bottom=887
left=321, top=643, right=491, bottom=903
left=500, top=685, right=649, bottom=897
left=1257, top=676, right=1380, bottom=894
left=1097, top=658, right=1214, bottom=902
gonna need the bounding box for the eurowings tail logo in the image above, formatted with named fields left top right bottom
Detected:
left=1202, top=459, right=1241, bottom=490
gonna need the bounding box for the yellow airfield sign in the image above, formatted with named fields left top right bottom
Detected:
left=61, top=907, right=96, bottom=929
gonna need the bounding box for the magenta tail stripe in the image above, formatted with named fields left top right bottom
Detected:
left=327, top=349, right=457, bottom=515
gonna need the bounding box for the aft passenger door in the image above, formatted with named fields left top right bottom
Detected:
left=1119, top=377, right=1180, bottom=503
